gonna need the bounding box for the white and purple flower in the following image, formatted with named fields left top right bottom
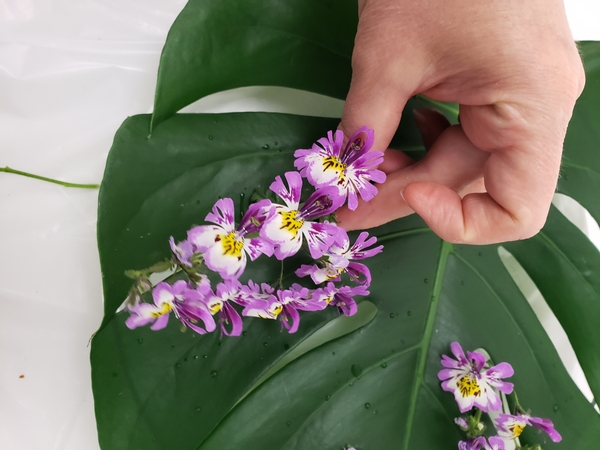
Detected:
left=260, top=171, right=345, bottom=260
left=169, top=236, right=194, bottom=267
left=237, top=281, right=281, bottom=320
left=314, top=282, right=369, bottom=316
left=296, top=231, right=383, bottom=286
left=205, top=279, right=245, bottom=336
left=458, top=436, right=505, bottom=450
left=125, top=279, right=216, bottom=335
left=438, top=342, right=514, bottom=413
left=495, top=413, right=562, bottom=443
left=272, top=285, right=329, bottom=333
left=188, top=198, right=274, bottom=279
left=294, top=127, right=386, bottom=210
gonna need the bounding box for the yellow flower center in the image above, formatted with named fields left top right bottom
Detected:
left=509, top=424, right=525, bottom=438
left=325, top=267, right=344, bottom=280
left=217, top=231, right=244, bottom=260
left=269, top=303, right=283, bottom=317
left=322, top=155, right=347, bottom=183
left=279, top=210, right=304, bottom=238
left=208, top=300, right=222, bottom=315
left=457, top=374, right=481, bottom=398
left=150, top=302, right=173, bottom=318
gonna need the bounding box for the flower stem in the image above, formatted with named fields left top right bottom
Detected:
left=1, top=166, right=100, bottom=189
left=512, top=391, right=526, bottom=414
left=278, top=260, right=285, bottom=289
left=474, top=408, right=482, bottom=423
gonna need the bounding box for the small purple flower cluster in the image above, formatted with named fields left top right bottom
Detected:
left=439, top=342, right=562, bottom=449
left=124, top=128, right=385, bottom=337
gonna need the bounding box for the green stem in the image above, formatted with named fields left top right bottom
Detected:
left=474, top=408, right=482, bottom=423
left=1, top=166, right=100, bottom=189
left=278, top=260, right=285, bottom=289
left=513, top=391, right=526, bottom=414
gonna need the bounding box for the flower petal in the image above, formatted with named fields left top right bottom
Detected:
left=204, top=197, right=236, bottom=230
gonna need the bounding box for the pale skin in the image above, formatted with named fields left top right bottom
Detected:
left=336, top=0, right=585, bottom=244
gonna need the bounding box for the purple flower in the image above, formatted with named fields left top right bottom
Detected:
left=188, top=198, right=274, bottom=279
left=205, top=279, right=245, bottom=336
left=483, top=437, right=506, bottom=450
left=314, top=282, right=369, bottom=316
left=438, top=342, right=514, bottom=413
left=296, top=231, right=383, bottom=286
left=454, top=417, right=469, bottom=431
left=458, top=438, right=486, bottom=450
left=274, top=284, right=329, bottom=333
left=294, top=127, right=386, bottom=210
left=237, top=281, right=282, bottom=320
left=495, top=413, right=562, bottom=443
left=458, top=437, right=505, bottom=450
left=260, top=171, right=345, bottom=260
left=125, top=279, right=216, bottom=334
left=169, top=237, right=194, bottom=267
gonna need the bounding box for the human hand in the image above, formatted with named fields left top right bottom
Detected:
left=336, top=0, right=585, bottom=244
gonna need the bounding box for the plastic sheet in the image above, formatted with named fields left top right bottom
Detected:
left=0, top=1, right=598, bottom=448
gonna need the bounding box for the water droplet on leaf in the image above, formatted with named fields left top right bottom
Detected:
left=325, top=395, right=331, bottom=401
left=364, top=403, right=371, bottom=409
left=137, top=338, right=143, bottom=344
left=263, top=342, right=268, bottom=347
left=175, top=363, right=181, bottom=369
left=210, top=370, right=218, bottom=378
left=193, top=355, right=199, bottom=360
left=381, top=362, right=387, bottom=369
left=553, top=404, right=559, bottom=412
left=389, top=313, right=395, bottom=318
left=195, top=407, right=201, bottom=413
left=208, top=135, right=213, bottom=140
left=350, top=364, right=363, bottom=378
left=203, top=355, right=208, bottom=359
left=262, top=144, right=270, bottom=149
left=286, top=421, right=291, bottom=426
left=407, top=311, right=412, bottom=316
left=242, top=331, right=247, bottom=336
left=424, top=278, right=428, bottom=284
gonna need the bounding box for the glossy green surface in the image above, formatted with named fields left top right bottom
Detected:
left=92, top=111, right=600, bottom=448
left=151, top=0, right=357, bottom=130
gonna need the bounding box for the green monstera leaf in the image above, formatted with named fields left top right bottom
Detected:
left=151, top=0, right=357, bottom=130
left=91, top=110, right=600, bottom=450
left=92, top=0, right=600, bottom=446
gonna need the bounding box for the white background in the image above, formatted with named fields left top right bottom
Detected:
left=1, top=1, right=599, bottom=449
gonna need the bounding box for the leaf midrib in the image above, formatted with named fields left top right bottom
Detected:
left=402, top=240, right=452, bottom=449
